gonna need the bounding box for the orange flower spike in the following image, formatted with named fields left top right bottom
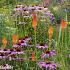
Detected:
left=2, top=37, right=7, bottom=48
left=32, top=13, right=37, bottom=30
left=61, top=19, right=67, bottom=30
left=48, top=26, right=54, bottom=39
left=31, top=51, right=36, bottom=61
left=12, top=34, right=18, bottom=45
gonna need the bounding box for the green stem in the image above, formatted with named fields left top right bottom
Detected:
left=34, top=29, right=37, bottom=70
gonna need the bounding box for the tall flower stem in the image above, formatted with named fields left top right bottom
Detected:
left=34, top=29, right=37, bottom=70
left=62, top=29, right=64, bottom=47
left=57, top=27, right=66, bottom=70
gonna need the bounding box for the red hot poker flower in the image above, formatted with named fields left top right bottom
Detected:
left=32, top=13, right=37, bottom=30
left=2, top=37, right=8, bottom=48
left=61, top=19, right=67, bottom=30
left=31, top=51, right=36, bottom=61
left=12, top=34, right=18, bottom=45
left=48, top=26, right=54, bottom=39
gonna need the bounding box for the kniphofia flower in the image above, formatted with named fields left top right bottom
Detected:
left=12, top=34, right=18, bottom=45
left=61, top=19, right=67, bottom=30
left=2, top=37, right=7, bottom=48
left=32, top=13, right=37, bottom=30
left=31, top=51, right=36, bottom=61
left=48, top=26, right=54, bottom=39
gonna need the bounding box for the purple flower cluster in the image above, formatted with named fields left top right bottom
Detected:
left=13, top=4, right=24, bottom=11
left=13, top=5, right=44, bottom=12
left=0, top=49, right=10, bottom=53
left=0, top=36, right=31, bottom=60
left=13, top=36, right=31, bottom=48
left=0, top=48, right=25, bottom=59
left=36, top=43, right=48, bottom=49
left=41, top=50, right=56, bottom=58
left=0, top=64, right=13, bottom=69
left=36, top=42, right=57, bottom=69
left=38, top=61, right=57, bottom=69
left=44, top=11, right=55, bottom=22
left=13, top=5, right=55, bottom=22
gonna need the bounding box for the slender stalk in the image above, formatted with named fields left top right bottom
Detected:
left=62, top=29, right=64, bottom=47
left=34, top=29, right=37, bottom=70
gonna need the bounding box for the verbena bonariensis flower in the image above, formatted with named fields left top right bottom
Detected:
left=36, top=43, right=48, bottom=49
left=41, top=50, right=56, bottom=58
left=38, top=61, right=57, bottom=69
left=0, top=64, right=13, bottom=69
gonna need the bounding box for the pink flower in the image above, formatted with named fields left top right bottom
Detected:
left=38, top=61, right=57, bottom=69
left=41, top=50, right=56, bottom=58
left=36, top=43, right=48, bottom=49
